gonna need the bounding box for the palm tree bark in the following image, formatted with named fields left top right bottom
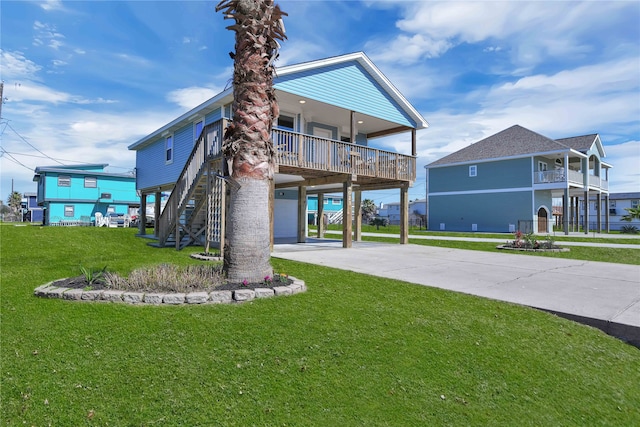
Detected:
left=216, top=0, right=286, bottom=283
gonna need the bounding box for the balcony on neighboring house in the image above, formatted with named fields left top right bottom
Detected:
left=533, top=169, right=608, bottom=191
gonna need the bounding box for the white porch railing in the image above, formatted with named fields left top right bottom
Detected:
left=533, top=169, right=607, bottom=190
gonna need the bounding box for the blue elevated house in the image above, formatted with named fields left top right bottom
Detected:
left=426, top=125, right=611, bottom=234
left=129, top=52, right=428, bottom=249
left=33, top=164, right=138, bottom=226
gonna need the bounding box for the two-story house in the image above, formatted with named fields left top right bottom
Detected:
left=128, top=52, right=428, bottom=250
left=32, top=164, right=138, bottom=226
left=425, top=125, right=611, bottom=234
left=582, top=192, right=640, bottom=231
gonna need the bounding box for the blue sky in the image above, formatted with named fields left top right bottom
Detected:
left=1, top=0, right=639, bottom=205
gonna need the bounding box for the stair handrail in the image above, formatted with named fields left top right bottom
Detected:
left=158, top=120, right=224, bottom=245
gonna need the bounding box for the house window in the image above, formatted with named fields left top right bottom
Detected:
left=323, top=199, right=329, bottom=205
left=165, top=135, right=173, bottom=164
left=332, top=199, right=341, bottom=205
left=632, top=200, right=639, bottom=208
left=58, top=175, right=71, bottom=187
left=84, top=176, right=97, bottom=188
left=107, top=205, right=116, bottom=214
left=276, top=114, right=295, bottom=131
left=64, top=205, right=74, bottom=217
left=610, top=200, right=616, bottom=208
left=538, top=161, right=548, bottom=171
left=469, top=165, right=477, bottom=177
left=194, top=120, right=204, bottom=143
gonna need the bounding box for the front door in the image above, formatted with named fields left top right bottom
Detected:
left=537, top=207, right=548, bottom=233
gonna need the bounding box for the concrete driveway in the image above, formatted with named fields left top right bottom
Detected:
left=273, top=240, right=640, bottom=347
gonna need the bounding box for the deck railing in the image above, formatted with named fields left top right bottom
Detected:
left=533, top=169, right=608, bottom=190
left=273, top=128, right=415, bottom=181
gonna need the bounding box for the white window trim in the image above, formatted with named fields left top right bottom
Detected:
left=538, top=161, right=548, bottom=171
left=84, top=176, right=97, bottom=188
left=632, top=200, right=639, bottom=208
left=469, top=165, right=477, bottom=177
left=64, top=205, right=74, bottom=217
left=165, top=134, right=174, bottom=164
left=276, top=112, right=297, bottom=132
left=58, top=175, right=71, bottom=187
left=332, top=199, right=341, bottom=205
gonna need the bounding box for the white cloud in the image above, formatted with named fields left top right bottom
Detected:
left=4, top=80, right=117, bottom=105
left=370, top=1, right=634, bottom=67
left=39, top=0, right=64, bottom=11
left=33, top=21, right=65, bottom=50
left=166, top=86, right=223, bottom=110
left=0, top=50, right=42, bottom=80
left=603, top=141, right=640, bottom=193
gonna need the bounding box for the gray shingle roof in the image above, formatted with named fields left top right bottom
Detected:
left=555, top=134, right=598, bottom=153
left=427, top=125, right=570, bottom=167
left=609, top=192, right=640, bottom=200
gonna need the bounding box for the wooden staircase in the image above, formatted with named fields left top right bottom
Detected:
left=157, top=121, right=226, bottom=250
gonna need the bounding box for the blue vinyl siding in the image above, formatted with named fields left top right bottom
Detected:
left=429, top=191, right=532, bottom=232
left=307, top=195, right=343, bottom=212
left=205, top=108, right=223, bottom=124
left=275, top=62, right=415, bottom=128
left=429, top=158, right=531, bottom=193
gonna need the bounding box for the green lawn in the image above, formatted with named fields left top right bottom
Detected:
left=2, top=225, right=639, bottom=425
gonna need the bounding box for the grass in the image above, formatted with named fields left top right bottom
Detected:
left=1, top=225, right=639, bottom=425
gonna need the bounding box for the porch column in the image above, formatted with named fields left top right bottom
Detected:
left=354, top=190, right=362, bottom=241
left=350, top=110, right=356, bottom=144
left=584, top=190, right=589, bottom=234
left=411, top=129, right=417, bottom=157
left=604, top=194, right=610, bottom=233
left=317, top=193, right=325, bottom=238
left=583, top=158, right=589, bottom=234
left=297, top=185, right=307, bottom=243
left=596, top=192, right=602, bottom=233
left=154, top=191, right=161, bottom=237
left=563, top=189, right=569, bottom=235
left=343, top=178, right=353, bottom=248
left=400, top=185, right=409, bottom=244
left=138, top=193, right=147, bottom=235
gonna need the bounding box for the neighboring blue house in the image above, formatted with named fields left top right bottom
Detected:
left=307, top=194, right=344, bottom=225
left=22, top=192, right=43, bottom=223
left=32, top=164, right=139, bottom=226
left=129, top=52, right=428, bottom=249
left=425, top=125, right=611, bottom=234
left=584, top=192, right=640, bottom=231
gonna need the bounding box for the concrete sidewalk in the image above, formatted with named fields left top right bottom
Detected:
left=273, top=240, right=640, bottom=347
left=320, top=230, right=640, bottom=249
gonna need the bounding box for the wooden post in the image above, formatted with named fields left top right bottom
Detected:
left=297, top=185, right=307, bottom=243
left=343, top=178, right=353, bottom=248
left=154, top=191, right=161, bottom=237
left=354, top=190, right=362, bottom=241
left=411, top=128, right=417, bottom=157
left=400, top=185, right=409, bottom=244
left=139, top=193, right=146, bottom=235
left=317, top=193, right=325, bottom=238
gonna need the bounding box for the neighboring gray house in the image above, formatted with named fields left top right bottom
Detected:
left=583, top=192, right=640, bottom=231
left=425, top=125, right=611, bottom=234
left=378, top=199, right=426, bottom=226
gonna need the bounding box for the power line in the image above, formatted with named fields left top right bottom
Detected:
left=4, top=121, right=65, bottom=165
left=0, top=147, right=33, bottom=171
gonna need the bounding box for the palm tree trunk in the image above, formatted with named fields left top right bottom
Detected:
left=216, top=0, right=286, bottom=283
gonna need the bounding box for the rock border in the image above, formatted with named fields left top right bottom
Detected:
left=189, top=253, right=222, bottom=261
left=496, top=244, right=570, bottom=253
left=33, top=277, right=306, bottom=305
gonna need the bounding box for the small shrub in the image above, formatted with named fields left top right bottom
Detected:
left=104, top=264, right=225, bottom=293
left=80, top=265, right=108, bottom=285
left=620, top=225, right=639, bottom=234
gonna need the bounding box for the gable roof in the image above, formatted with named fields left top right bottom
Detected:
left=556, top=133, right=605, bottom=157
left=33, top=164, right=135, bottom=181
left=427, top=125, right=573, bottom=167
left=275, top=52, right=428, bottom=130
left=129, top=52, right=427, bottom=151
